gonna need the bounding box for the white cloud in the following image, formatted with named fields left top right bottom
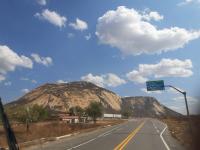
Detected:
left=31, top=53, right=53, bottom=67
left=177, top=0, right=200, bottom=6
left=85, top=33, right=91, bottom=40
left=105, top=73, right=126, bottom=87
left=35, top=9, right=67, bottom=28
left=173, top=96, right=198, bottom=103
left=37, top=0, right=47, bottom=6
left=169, top=96, right=200, bottom=115
left=81, top=73, right=126, bottom=87
left=141, top=88, right=163, bottom=94
left=56, top=80, right=68, bottom=84
left=4, top=81, right=12, bottom=86
left=142, top=11, right=164, bottom=21
left=96, top=6, right=200, bottom=55
left=21, top=88, right=30, bottom=94
left=126, top=58, right=193, bottom=84
left=69, top=18, right=88, bottom=31
left=81, top=73, right=104, bottom=87
left=127, top=70, right=148, bottom=84
left=0, top=45, right=33, bottom=82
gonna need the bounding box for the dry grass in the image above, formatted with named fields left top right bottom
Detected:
left=162, top=116, right=200, bottom=150
left=0, top=119, right=125, bottom=149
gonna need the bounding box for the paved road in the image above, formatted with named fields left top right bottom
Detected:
left=27, top=118, right=184, bottom=150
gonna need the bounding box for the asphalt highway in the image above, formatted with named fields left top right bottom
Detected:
left=27, top=118, right=184, bottom=150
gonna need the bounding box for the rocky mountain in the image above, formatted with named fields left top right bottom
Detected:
left=121, top=96, right=182, bottom=117
left=6, top=81, right=182, bottom=118
left=7, top=81, right=121, bottom=113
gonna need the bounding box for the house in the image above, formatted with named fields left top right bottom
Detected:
left=58, top=114, right=87, bottom=123
left=103, top=113, right=122, bottom=119
left=58, top=114, right=79, bottom=123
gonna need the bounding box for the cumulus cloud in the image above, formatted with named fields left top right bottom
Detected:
left=126, top=58, right=193, bottom=84
left=0, top=45, right=33, bottom=82
left=85, top=33, right=91, bottom=40
left=142, top=11, right=164, bottom=21
left=21, top=88, right=30, bottom=94
left=37, top=0, right=47, bottom=5
left=96, top=6, right=200, bottom=55
left=35, top=9, right=67, bottom=28
left=69, top=18, right=88, bottom=31
left=31, top=53, right=53, bottom=67
left=81, top=73, right=126, bottom=87
left=56, top=80, right=68, bottom=84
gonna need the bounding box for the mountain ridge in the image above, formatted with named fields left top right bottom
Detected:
left=6, top=81, right=182, bottom=117
left=121, top=96, right=182, bottom=117
left=7, top=81, right=121, bottom=113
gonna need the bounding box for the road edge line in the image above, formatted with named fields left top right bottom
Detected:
left=160, top=125, right=170, bottom=150
left=66, top=124, right=122, bottom=150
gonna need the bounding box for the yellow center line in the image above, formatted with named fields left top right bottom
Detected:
left=114, top=121, right=145, bottom=150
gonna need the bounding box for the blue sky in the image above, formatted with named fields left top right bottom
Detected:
left=0, top=0, right=200, bottom=114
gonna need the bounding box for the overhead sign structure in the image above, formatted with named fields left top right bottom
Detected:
left=146, top=80, right=165, bottom=91
left=146, top=80, right=190, bottom=117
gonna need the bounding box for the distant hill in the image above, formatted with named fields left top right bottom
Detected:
left=121, top=96, right=182, bottom=118
left=6, top=81, right=182, bottom=118
left=6, top=81, right=121, bottom=113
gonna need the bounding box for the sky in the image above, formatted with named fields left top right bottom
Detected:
left=0, top=0, right=200, bottom=115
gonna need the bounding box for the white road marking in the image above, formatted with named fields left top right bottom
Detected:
left=67, top=138, right=97, bottom=150
left=160, top=125, right=170, bottom=150
left=102, top=132, right=112, bottom=137
left=98, top=126, right=121, bottom=137
left=66, top=125, right=122, bottom=150
left=152, top=119, right=170, bottom=150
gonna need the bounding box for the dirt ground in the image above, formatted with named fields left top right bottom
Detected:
left=0, top=119, right=125, bottom=149
left=162, top=116, right=200, bottom=150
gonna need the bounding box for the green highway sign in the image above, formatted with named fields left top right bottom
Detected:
left=146, top=80, right=165, bottom=91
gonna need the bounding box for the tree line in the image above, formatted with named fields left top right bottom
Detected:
left=5, top=101, right=103, bottom=123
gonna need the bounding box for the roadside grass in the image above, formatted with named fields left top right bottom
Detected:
left=162, top=116, right=200, bottom=150
left=0, top=119, right=125, bottom=149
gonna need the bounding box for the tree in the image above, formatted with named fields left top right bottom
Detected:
left=86, top=102, right=103, bottom=123
left=122, top=110, right=131, bottom=119
left=69, top=106, right=84, bottom=122
left=29, top=104, right=49, bottom=122
left=7, top=104, right=50, bottom=123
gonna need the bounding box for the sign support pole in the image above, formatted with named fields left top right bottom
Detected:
left=0, top=97, right=19, bottom=150
left=165, top=85, right=190, bottom=117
